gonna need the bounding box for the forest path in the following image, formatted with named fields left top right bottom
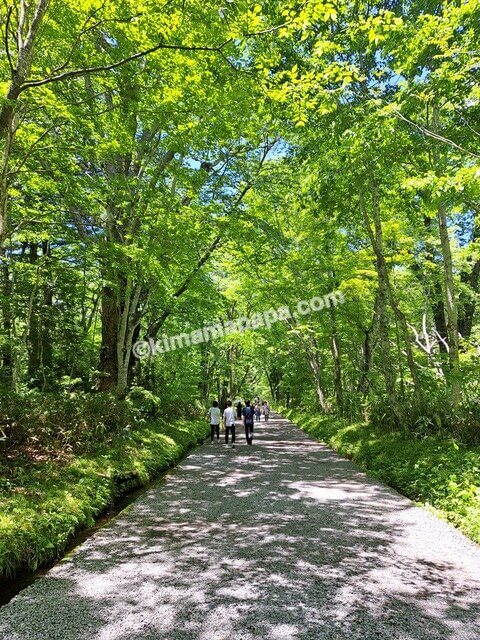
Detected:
left=1, top=415, right=480, bottom=640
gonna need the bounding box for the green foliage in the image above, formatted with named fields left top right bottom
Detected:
left=0, top=417, right=208, bottom=579
left=0, top=388, right=142, bottom=453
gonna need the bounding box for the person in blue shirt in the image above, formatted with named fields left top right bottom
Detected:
left=242, top=400, right=255, bottom=445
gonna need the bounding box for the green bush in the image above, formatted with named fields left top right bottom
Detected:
left=360, top=387, right=480, bottom=446
left=0, top=417, right=208, bottom=579
left=0, top=387, right=143, bottom=453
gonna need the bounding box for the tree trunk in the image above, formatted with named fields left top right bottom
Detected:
left=308, top=336, right=329, bottom=413
left=230, top=349, right=235, bottom=399
left=430, top=285, right=449, bottom=356
left=0, top=118, right=15, bottom=245
left=357, top=288, right=381, bottom=396
left=199, top=343, right=211, bottom=401
left=358, top=328, right=371, bottom=396
left=266, top=368, right=282, bottom=401
left=127, top=323, right=141, bottom=388
left=96, top=285, right=118, bottom=391
left=437, top=200, right=461, bottom=403
left=360, top=190, right=403, bottom=425
left=1, top=250, right=13, bottom=383
left=26, top=243, right=41, bottom=382
left=115, top=280, right=142, bottom=398
left=431, top=104, right=461, bottom=403
left=39, top=240, right=53, bottom=388
left=329, top=306, right=343, bottom=412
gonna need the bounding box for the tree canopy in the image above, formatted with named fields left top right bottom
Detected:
left=1, top=0, right=479, bottom=440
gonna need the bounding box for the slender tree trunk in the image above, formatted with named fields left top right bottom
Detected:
left=430, top=282, right=450, bottom=367
left=127, top=323, right=141, bottom=388
left=358, top=328, right=371, bottom=396
left=437, top=200, right=461, bottom=403
left=226, top=345, right=234, bottom=400
left=411, top=255, right=449, bottom=378
left=199, top=343, right=211, bottom=401
left=358, top=288, right=381, bottom=396
left=1, top=250, right=13, bottom=383
left=96, top=285, right=118, bottom=391
left=116, top=280, right=142, bottom=398
left=26, top=243, right=41, bottom=382
left=431, top=104, right=461, bottom=403
left=308, top=336, right=329, bottom=413
left=423, top=215, right=450, bottom=358
left=329, top=306, right=343, bottom=412
left=266, top=368, right=282, bottom=401
left=360, top=190, right=403, bottom=424
left=38, top=240, right=53, bottom=389
left=0, top=119, right=16, bottom=245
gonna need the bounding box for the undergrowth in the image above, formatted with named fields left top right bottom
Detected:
left=0, top=410, right=208, bottom=579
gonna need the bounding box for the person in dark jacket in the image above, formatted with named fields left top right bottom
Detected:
left=236, top=401, right=243, bottom=420
left=242, top=400, right=255, bottom=445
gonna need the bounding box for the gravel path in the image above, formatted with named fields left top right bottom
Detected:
left=1, top=414, right=480, bottom=640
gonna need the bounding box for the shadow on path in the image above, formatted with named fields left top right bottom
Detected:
left=1, top=415, right=480, bottom=640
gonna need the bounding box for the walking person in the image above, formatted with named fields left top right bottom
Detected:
left=263, top=401, right=270, bottom=422
left=223, top=400, right=236, bottom=448
left=207, top=400, right=221, bottom=444
left=243, top=400, right=255, bottom=445
left=254, top=402, right=261, bottom=422
left=236, top=400, right=243, bottom=420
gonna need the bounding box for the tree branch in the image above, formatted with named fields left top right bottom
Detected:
left=18, top=39, right=233, bottom=94
left=145, top=138, right=275, bottom=337
left=5, top=5, right=15, bottom=74
left=393, top=109, right=480, bottom=158
left=50, top=11, right=145, bottom=76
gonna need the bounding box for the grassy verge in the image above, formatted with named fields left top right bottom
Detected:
left=0, top=419, right=208, bottom=579
left=284, top=408, right=480, bottom=545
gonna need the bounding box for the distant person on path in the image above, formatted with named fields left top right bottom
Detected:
left=223, top=400, right=236, bottom=448
left=236, top=400, right=243, bottom=420
left=243, top=400, right=255, bottom=445
left=254, top=402, right=261, bottom=422
left=263, top=401, right=270, bottom=422
left=207, top=400, right=221, bottom=444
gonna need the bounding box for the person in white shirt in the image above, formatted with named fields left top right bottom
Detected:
left=207, top=401, right=221, bottom=443
left=223, top=400, right=236, bottom=448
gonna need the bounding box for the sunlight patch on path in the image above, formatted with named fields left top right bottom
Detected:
left=1, top=415, right=480, bottom=640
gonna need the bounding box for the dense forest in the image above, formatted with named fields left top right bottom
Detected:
left=1, top=0, right=479, bottom=436
left=1, top=0, right=480, bottom=582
